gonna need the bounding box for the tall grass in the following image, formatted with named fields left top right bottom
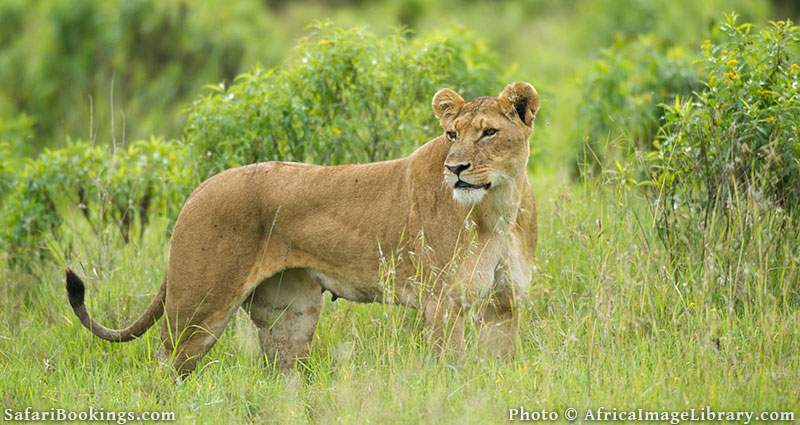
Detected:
left=1, top=173, right=796, bottom=423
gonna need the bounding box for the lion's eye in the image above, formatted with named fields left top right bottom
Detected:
left=482, top=128, right=498, bottom=138
left=446, top=131, right=457, bottom=141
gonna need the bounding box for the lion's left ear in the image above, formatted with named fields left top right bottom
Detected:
left=498, top=82, right=540, bottom=127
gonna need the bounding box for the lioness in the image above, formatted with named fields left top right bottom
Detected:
left=66, top=82, right=539, bottom=374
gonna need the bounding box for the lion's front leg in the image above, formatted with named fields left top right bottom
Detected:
left=423, top=293, right=466, bottom=356
left=476, top=286, right=519, bottom=358
left=477, top=252, right=529, bottom=358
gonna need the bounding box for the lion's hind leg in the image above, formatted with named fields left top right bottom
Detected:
left=243, top=268, right=323, bottom=369
left=160, top=285, right=250, bottom=377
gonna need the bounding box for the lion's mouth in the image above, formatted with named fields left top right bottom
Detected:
left=454, top=180, right=491, bottom=190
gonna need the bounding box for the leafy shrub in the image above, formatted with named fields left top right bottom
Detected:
left=0, top=138, right=190, bottom=262
left=104, top=139, right=193, bottom=240
left=184, top=24, right=503, bottom=180
left=1, top=143, right=102, bottom=262
left=651, top=16, right=800, bottom=227
left=574, top=36, right=699, bottom=178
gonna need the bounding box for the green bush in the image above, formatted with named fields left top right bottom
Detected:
left=651, top=16, right=800, bottom=226
left=574, top=36, right=699, bottom=178
left=0, top=138, right=190, bottom=262
left=184, top=24, right=503, bottom=180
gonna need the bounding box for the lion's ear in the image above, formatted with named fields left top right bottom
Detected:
left=498, top=82, right=540, bottom=127
left=432, top=88, right=464, bottom=126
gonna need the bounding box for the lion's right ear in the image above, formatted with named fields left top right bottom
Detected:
left=432, top=88, right=464, bottom=126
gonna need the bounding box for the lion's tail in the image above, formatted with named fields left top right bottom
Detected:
left=65, top=269, right=166, bottom=342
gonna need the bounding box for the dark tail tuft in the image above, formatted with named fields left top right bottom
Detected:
left=64, top=268, right=166, bottom=342
left=65, top=268, right=85, bottom=309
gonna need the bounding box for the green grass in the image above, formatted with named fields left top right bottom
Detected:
left=1, top=174, right=797, bottom=423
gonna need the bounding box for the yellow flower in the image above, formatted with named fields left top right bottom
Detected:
left=724, top=71, right=739, bottom=81
left=790, top=63, right=800, bottom=74
left=765, top=115, right=776, bottom=122
left=726, top=57, right=739, bottom=67
left=331, top=126, right=342, bottom=136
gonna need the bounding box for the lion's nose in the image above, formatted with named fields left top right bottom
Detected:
left=445, top=163, right=470, bottom=176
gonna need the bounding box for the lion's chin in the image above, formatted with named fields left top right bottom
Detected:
left=452, top=187, right=488, bottom=205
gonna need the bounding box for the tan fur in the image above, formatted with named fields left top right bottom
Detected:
left=68, top=82, right=540, bottom=374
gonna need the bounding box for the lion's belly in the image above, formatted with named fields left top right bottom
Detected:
left=308, top=269, right=385, bottom=303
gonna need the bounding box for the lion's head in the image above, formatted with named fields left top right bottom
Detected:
left=432, top=82, right=539, bottom=205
